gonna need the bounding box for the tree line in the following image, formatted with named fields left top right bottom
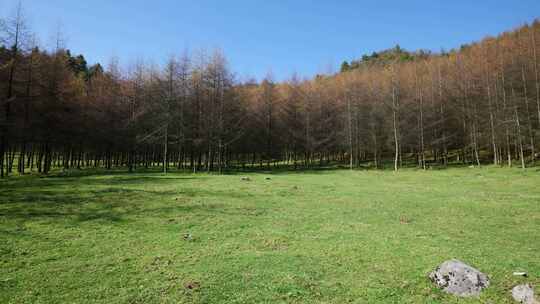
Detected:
left=1, top=6, right=539, bottom=176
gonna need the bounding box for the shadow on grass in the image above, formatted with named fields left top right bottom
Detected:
left=217, top=160, right=493, bottom=175
left=0, top=202, right=230, bottom=223
left=0, top=174, right=268, bottom=225
left=0, top=174, right=202, bottom=192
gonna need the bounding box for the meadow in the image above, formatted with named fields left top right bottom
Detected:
left=1, top=167, right=539, bottom=303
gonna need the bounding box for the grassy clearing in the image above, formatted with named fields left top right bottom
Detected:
left=1, top=167, right=539, bottom=303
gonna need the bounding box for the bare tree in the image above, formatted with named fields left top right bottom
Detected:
left=0, top=1, right=28, bottom=177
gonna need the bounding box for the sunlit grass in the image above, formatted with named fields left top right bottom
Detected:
left=1, top=167, right=539, bottom=303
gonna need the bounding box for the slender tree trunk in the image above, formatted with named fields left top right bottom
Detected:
left=485, top=60, right=498, bottom=165
left=530, top=26, right=540, bottom=127
left=346, top=94, right=353, bottom=170
left=415, top=65, right=426, bottom=169
left=511, top=82, right=526, bottom=169
left=437, top=62, right=448, bottom=166
left=163, top=124, right=168, bottom=174
left=521, top=66, right=536, bottom=161
left=499, top=46, right=513, bottom=166
left=391, top=68, right=399, bottom=172
left=466, top=79, right=481, bottom=166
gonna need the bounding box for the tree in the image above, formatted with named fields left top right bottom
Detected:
left=340, top=61, right=351, bottom=73
left=0, top=1, right=29, bottom=177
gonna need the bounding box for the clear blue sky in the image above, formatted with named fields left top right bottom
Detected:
left=1, top=0, right=539, bottom=81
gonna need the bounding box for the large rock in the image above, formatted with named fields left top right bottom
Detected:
left=512, top=284, right=538, bottom=304
left=429, top=259, right=489, bottom=297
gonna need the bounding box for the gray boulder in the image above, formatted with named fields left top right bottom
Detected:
left=512, top=284, right=538, bottom=304
left=429, top=259, right=489, bottom=297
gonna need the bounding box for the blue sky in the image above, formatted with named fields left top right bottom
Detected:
left=1, top=0, right=539, bottom=81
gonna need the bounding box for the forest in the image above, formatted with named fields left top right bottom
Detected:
left=1, top=7, right=540, bottom=177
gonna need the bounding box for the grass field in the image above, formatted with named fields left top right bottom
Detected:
left=1, top=167, right=539, bottom=303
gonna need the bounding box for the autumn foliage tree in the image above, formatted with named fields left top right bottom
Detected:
left=1, top=5, right=539, bottom=176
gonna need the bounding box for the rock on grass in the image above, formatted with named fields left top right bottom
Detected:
left=512, top=284, right=538, bottom=304
left=429, top=259, right=489, bottom=297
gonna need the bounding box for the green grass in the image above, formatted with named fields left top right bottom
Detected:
left=1, top=167, right=539, bottom=303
